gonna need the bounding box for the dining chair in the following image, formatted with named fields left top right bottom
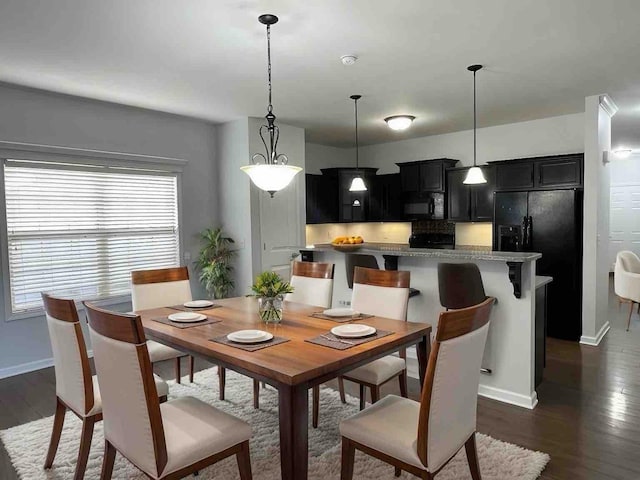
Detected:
left=339, top=297, right=495, bottom=480
left=614, top=251, right=640, bottom=331
left=42, top=293, right=168, bottom=480
left=84, top=302, right=253, bottom=480
left=131, top=266, right=200, bottom=386
left=284, top=261, right=335, bottom=426
left=340, top=267, right=411, bottom=410
left=437, top=263, right=487, bottom=310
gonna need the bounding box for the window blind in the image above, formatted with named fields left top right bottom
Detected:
left=4, top=161, right=180, bottom=313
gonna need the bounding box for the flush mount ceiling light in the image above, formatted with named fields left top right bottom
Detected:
left=463, top=64, right=488, bottom=185
left=614, top=148, right=633, bottom=158
left=240, top=14, right=301, bottom=197
left=340, top=54, right=358, bottom=66
left=384, top=115, right=416, bottom=131
left=349, top=95, right=367, bottom=192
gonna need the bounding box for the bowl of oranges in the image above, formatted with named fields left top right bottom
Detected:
left=331, top=236, right=364, bottom=252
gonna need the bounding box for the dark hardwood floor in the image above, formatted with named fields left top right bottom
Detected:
left=2, top=281, right=639, bottom=479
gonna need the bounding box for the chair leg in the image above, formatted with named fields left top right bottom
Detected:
left=236, top=440, right=253, bottom=480
left=395, top=466, right=402, bottom=477
left=253, top=379, right=260, bottom=409
left=312, top=385, right=320, bottom=428
left=100, top=440, right=117, bottom=480
left=341, top=437, right=355, bottom=480
left=44, top=398, right=66, bottom=469
left=371, top=385, right=380, bottom=404
left=74, top=416, right=96, bottom=480
left=627, top=301, right=635, bottom=331
left=338, top=376, right=347, bottom=404
left=359, top=384, right=366, bottom=410
left=399, top=370, right=408, bottom=398
left=218, top=367, right=226, bottom=400
left=465, top=432, right=482, bottom=480
left=188, top=356, right=194, bottom=383
left=175, top=357, right=181, bottom=384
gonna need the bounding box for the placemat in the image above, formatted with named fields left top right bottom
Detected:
left=305, top=329, right=393, bottom=350
left=168, top=303, right=222, bottom=312
left=210, top=335, right=290, bottom=352
left=151, top=316, right=221, bottom=329
left=309, top=312, right=374, bottom=323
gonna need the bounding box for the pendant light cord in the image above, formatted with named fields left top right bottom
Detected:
left=473, top=69, right=477, bottom=168
left=266, top=24, right=273, bottom=113
left=354, top=97, right=359, bottom=169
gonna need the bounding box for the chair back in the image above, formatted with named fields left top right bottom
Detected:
left=131, top=266, right=192, bottom=311
left=437, top=263, right=486, bottom=309
left=416, top=297, right=495, bottom=472
left=615, top=251, right=640, bottom=302
left=351, top=267, right=410, bottom=321
left=346, top=254, right=379, bottom=289
left=84, top=303, right=167, bottom=477
left=285, top=261, right=335, bottom=308
left=42, top=293, right=94, bottom=415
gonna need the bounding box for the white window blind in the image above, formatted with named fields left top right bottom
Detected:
left=4, top=161, right=180, bottom=313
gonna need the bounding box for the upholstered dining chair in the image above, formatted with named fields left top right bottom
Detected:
left=130, top=266, right=200, bottom=385
left=284, top=261, right=335, bottom=426
left=614, top=251, right=640, bottom=331
left=42, top=293, right=168, bottom=480
left=84, top=302, right=253, bottom=480
left=340, top=297, right=495, bottom=480
left=340, top=267, right=411, bottom=410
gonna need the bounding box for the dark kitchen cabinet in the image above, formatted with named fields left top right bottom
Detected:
left=446, top=166, right=495, bottom=222
left=495, top=162, right=534, bottom=191
left=337, top=168, right=377, bottom=223
left=397, top=158, right=459, bottom=194
left=492, top=154, right=583, bottom=192
left=535, top=155, right=582, bottom=188
left=369, top=173, right=403, bottom=221
left=305, top=174, right=338, bottom=224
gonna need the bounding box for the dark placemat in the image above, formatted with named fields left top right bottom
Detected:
left=305, top=329, right=393, bottom=350
left=168, top=303, right=222, bottom=312
left=210, top=335, right=290, bottom=352
left=151, top=316, right=221, bottom=329
left=309, top=312, right=374, bottom=323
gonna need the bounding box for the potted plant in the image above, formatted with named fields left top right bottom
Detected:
left=250, top=271, right=294, bottom=323
left=195, top=227, right=236, bottom=299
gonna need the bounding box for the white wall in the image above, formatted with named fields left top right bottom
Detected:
left=0, top=83, right=218, bottom=376
left=305, top=142, right=355, bottom=174
left=581, top=95, right=614, bottom=346
left=609, top=153, right=640, bottom=267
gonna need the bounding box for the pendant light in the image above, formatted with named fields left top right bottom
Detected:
left=463, top=64, right=488, bottom=185
left=349, top=94, right=367, bottom=192
left=240, top=14, right=302, bottom=197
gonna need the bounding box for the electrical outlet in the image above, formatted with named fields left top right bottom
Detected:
left=183, top=251, right=192, bottom=261
left=338, top=300, right=351, bottom=306
left=238, top=239, right=246, bottom=249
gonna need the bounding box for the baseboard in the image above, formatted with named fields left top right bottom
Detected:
left=478, top=384, right=539, bottom=410
left=0, top=349, right=93, bottom=380
left=580, top=321, right=610, bottom=346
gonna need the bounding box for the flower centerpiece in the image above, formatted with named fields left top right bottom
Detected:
left=250, top=271, right=294, bottom=323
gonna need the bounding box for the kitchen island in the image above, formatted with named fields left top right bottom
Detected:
left=297, top=243, right=542, bottom=409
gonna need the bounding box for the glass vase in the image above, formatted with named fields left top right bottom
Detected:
left=258, top=295, right=284, bottom=323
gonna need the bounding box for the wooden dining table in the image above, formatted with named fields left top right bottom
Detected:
left=137, top=296, right=432, bottom=480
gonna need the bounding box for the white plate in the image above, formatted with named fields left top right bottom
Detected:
left=322, top=308, right=359, bottom=318
left=184, top=300, right=214, bottom=308
left=227, top=330, right=274, bottom=344
left=331, top=324, right=377, bottom=338
left=168, top=312, right=207, bottom=323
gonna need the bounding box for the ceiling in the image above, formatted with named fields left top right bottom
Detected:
left=0, top=0, right=639, bottom=148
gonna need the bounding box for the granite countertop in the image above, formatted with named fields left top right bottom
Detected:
left=298, top=243, right=542, bottom=263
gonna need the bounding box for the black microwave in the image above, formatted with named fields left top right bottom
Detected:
left=403, top=192, right=444, bottom=220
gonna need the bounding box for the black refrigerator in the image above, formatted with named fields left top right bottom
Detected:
left=494, top=190, right=583, bottom=341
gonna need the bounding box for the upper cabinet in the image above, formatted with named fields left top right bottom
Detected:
left=305, top=174, right=338, bottom=224
left=397, top=158, right=459, bottom=194
left=493, top=154, right=583, bottom=191
left=369, top=173, right=403, bottom=221
left=446, top=165, right=495, bottom=222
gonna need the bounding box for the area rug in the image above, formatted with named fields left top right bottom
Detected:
left=0, top=367, right=550, bottom=479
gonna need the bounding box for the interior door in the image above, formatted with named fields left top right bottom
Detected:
left=259, top=178, right=304, bottom=280
left=609, top=185, right=640, bottom=270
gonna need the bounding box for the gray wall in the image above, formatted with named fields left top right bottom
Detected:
left=0, top=83, right=218, bottom=375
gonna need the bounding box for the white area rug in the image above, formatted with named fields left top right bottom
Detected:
left=0, top=368, right=549, bottom=479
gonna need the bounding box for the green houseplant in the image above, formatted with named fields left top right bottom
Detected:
left=250, top=271, right=294, bottom=323
left=195, top=227, right=236, bottom=299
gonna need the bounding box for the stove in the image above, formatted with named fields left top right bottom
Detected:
left=408, top=232, right=455, bottom=249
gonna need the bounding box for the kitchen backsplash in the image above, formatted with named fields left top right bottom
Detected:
left=454, top=222, right=493, bottom=246
left=305, top=222, right=412, bottom=244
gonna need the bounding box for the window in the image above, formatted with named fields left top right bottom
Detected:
left=4, top=160, right=180, bottom=314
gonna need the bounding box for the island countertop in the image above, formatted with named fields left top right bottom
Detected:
left=297, top=243, right=541, bottom=263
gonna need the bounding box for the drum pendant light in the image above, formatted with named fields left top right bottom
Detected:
left=349, top=95, right=367, bottom=192
left=463, top=64, right=488, bottom=185
left=240, top=14, right=302, bottom=197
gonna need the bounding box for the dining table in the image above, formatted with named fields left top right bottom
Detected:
left=137, top=296, right=432, bottom=480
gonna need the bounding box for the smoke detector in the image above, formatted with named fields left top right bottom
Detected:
left=340, top=54, right=358, bottom=66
